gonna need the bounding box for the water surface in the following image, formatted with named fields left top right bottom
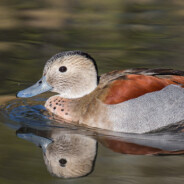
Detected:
left=1, top=0, right=184, bottom=183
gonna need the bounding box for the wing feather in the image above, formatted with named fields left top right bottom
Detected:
left=98, top=69, right=184, bottom=105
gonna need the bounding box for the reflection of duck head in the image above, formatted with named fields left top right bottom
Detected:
left=44, top=134, right=97, bottom=178
left=16, top=127, right=97, bottom=178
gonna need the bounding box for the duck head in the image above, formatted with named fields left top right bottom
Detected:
left=17, top=51, right=98, bottom=98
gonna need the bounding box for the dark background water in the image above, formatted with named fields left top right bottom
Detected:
left=1, top=0, right=184, bottom=183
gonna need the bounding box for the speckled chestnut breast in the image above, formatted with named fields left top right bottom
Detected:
left=45, top=96, right=78, bottom=122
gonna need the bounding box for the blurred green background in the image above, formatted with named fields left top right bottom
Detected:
left=1, top=0, right=184, bottom=183
left=1, top=0, right=184, bottom=94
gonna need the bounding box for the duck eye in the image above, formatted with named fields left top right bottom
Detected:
left=59, top=66, right=67, bottom=73
left=59, top=158, right=67, bottom=167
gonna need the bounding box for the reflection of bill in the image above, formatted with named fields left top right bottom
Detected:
left=16, top=127, right=184, bottom=179
left=16, top=127, right=97, bottom=178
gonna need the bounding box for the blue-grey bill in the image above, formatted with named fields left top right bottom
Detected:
left=17, top=133, right=52, bottom=153
left=17, top=76, right=53, bottom=98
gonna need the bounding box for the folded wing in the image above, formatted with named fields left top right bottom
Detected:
left=98, top=68, right=184, bottom=104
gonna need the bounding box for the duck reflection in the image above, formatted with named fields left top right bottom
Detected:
left=16, top=127, right=97, bottom=178
left=16, top=126, right=184, bottom=178
left=99, top=134, right=184, bottom=155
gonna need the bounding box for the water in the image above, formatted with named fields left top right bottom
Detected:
left=1, top=0, right=184, bottom=183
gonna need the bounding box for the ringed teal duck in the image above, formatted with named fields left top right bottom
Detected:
left=17, top=51, right=184, bottom=133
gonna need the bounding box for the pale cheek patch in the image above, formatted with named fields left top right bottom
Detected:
left=45, top=96, right=72, bottom=121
